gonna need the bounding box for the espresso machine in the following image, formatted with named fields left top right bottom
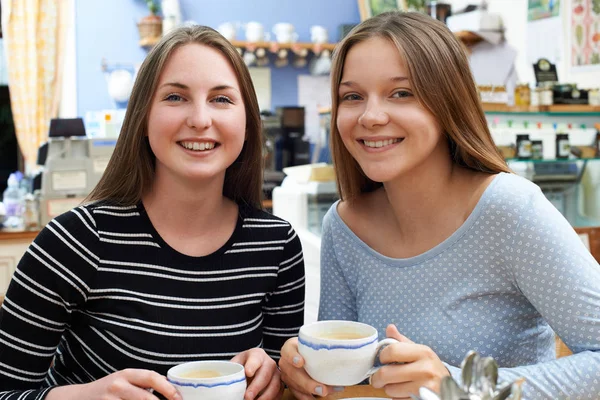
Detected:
left=37, top=118, right=117, bottom=225
left=262, top=112, right=285, bottom=200
left=275, top=107, right=310, bottom=170
left=262, top=107, right=311, bottom=200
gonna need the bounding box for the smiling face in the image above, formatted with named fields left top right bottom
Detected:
left=147, top=43, right=246, bottom=185
left=336, top=36, right=449, bottom=184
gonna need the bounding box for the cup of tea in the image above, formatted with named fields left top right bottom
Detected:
left=167, top=360, right=246, bottom=400
left=298, top=320, right=398, bottom=386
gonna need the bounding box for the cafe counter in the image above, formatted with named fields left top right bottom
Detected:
left=0, top=229, right=39, bottom=294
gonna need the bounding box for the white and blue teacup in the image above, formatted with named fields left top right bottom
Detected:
left=298, top=320, right=398, bottom=386
left=167, top=360, right=246, bottom=400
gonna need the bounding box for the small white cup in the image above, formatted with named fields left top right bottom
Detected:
left=167, top=361, right=246, bottom=400
left=310, top=25, right=328, bottom=44
left=273, top=22, right=298, bottom=43
left=245, top=21, right=267, bottom=42
left=298, top=320, right=398, bottom=386
left=217, top=22, right=238, bottom=41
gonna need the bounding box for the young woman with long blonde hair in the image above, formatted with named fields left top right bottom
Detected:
left=0, top=25, right=304, bottom=400
left=279, top=12, right=600, bottom=400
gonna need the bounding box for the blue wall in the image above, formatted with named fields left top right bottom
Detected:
left=75, top=0, right=360, bottom=117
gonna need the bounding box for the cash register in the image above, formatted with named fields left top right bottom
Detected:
left=37, top=118, right=116, bottom=225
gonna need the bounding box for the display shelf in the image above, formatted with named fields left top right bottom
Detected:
left=230, top=40, right=336, bottom=52
left=506, top=157, right=600, bottom=163
left=143, top=30, right=478, bottom=51
left=483, top=103, right=600, bottom=115
left=318, top=104, right=600, bottom=116
left=141, top=36, right=337, bottom=51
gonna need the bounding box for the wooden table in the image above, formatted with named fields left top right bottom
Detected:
left=283, top=386, right=390, bottom=399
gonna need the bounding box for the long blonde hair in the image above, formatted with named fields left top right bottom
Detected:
left=87, top=25, right=263, bottom=208
left=330, top=12, right=510, bottom=200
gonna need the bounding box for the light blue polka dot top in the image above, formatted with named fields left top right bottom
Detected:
left=318, top=172, right=600, bottom=399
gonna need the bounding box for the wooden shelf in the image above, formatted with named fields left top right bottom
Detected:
left=318, top=104, right=600, bottom=116
left=141, top=36, right=336, bottom=53
left=483, top=103, right=600, bottom=115
left=230, top=40, right=336, bottom=52
left=547, top=104, right=600, bottom=113
left=143, top=30, right=479, bottom=51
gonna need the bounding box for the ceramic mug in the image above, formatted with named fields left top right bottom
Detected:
left=217, top=22, right=238, bottom=41
left=310, top=25, right=328, bottom=44
left=245, top=21, right=268, bottom=42
left=167, top=360, right=246, bottom=400
left=298, top=320, right=398, bottom=386
left=272, top=22, right=298, bottom=43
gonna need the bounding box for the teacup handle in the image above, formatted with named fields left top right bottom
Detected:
left=363, top=338, right=400, bottom=379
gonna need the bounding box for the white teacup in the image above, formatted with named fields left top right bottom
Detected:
left=245, top=21, right=268, bottom=42
left=217, top=22, right=238, bottom=41
left=167, top=361, right=246, bottom=400
left=273, top=22, right=298, bottom=43
left=298, top=320, right=398, bottom=386
left=310, top=25, right=329, bottom=44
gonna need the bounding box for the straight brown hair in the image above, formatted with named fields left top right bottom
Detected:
left=87, top=25, right=263, bottom=208
left=330, top=12, right=510, bottom=200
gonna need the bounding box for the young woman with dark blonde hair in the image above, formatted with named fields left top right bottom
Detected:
left=0, top=25, right=304, bottom=400
left=279, top=12, right=600, bottom=399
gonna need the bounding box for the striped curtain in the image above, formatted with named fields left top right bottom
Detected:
left=1, top=0, right=68, bottom=172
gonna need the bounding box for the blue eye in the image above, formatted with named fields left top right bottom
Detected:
left=341, top=93, right=362, bottom=102
left=392, top=90, right=413, bottom=98
left=213, top=96, right=233, bottom=104
left=165, top=94, right=183, bottom=102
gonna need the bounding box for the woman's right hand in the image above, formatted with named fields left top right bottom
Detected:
left=279, top=337, right=342, bottom=399
left=46, top=369, right=181, bottom=400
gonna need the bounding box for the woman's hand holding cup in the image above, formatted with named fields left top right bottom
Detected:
left=370, top=324, right=450, bottom=398
left=231, top=347, right=282, bottom=400
left=280, top=320, right=400, bottom=398
left=279, top=337, right=341, bottom=399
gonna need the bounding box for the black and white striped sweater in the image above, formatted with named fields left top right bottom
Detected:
left=0, top=202, right=305, bottom=399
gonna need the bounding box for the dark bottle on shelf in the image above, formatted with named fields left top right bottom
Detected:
left=596, top=128, right=600, bottom=158
left=516, top=134, right=532, bottom=159
left=555, top=133, right=570, bottom=159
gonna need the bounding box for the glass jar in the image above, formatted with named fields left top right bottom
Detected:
left=530, top=87, right=541, bottom=106
left=531, top=140, right=543, bottom=160
left=478, top=85, right=493, bottom=103
left=492, top=85, right=508, bottom=104
left=539, top=82, right=554, bottom=105
left=22, top=193, right=40, bottom=230
left=555, top=133, right=570, bottom=159
left=514, top=84, right=531, bottom=106
left=589, top=88, right=600, bottom=106
left=516, top=134, right=532, bottom=159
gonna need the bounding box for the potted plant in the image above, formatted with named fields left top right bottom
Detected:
left=137, top=0, right=162, bottom=48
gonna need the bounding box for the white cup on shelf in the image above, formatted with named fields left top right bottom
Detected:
left=245, top=21, right=269, bottom=42
left=310, top=25, right=329, bottom=44
left=217, top=22, right=238, bottom=41
left=272, top=22, right=298, bottom=43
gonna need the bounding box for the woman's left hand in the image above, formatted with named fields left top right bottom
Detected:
left=370, top=324, right=450, bottom=399
left=231, top=348, right=282, bottom=400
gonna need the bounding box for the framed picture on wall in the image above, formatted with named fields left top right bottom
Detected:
left=358, top=0, right=408, bottom=21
